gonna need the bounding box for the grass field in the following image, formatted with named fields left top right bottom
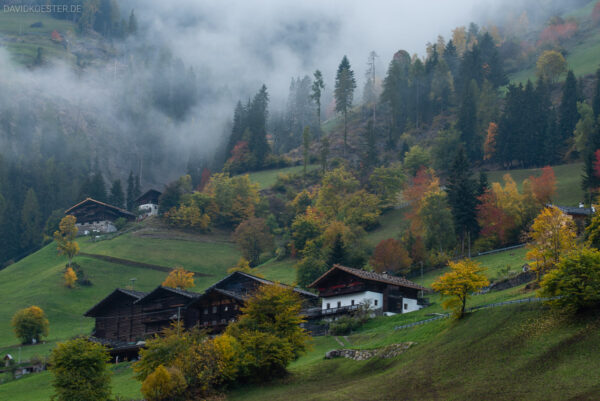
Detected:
left=246, top=164, right=319, bottom=190
left=486, top=163, right=583, bottom=206
left=0, top=12, right=77, bottom=65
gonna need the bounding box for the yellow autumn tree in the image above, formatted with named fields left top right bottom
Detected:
left=162, top=267, right=195, bottom=290
left=526, top=206, right=577, bottom=281
left=432, top=259, right=490, bottom=318
left=227, top=258, right=264, bottom=278
left=12, top=306, right=49, bottom=344
left=63, top=267, right=77, bottom=288
left=53, top=215, right=79, bottom=267
left=141, top=365, right=186, bottom=401
left=491, top=174, right=525, bottom=227
left=483, top=122, right=497, bottom=161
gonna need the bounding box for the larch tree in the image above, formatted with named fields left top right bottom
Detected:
left=162, top=267, right=195, bottom=290
left=53, top=215, right=79, bottom=267
left=526, top=206, right=577, bottom=281
left=432, top=259, right=489, bottom=318
left=64, top=267, right=77, bottom=288
left=334, top=56, right=357, bottom=154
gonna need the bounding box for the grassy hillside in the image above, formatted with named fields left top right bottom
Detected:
left=0, top=12, right=77, bottom=65
left=227, top=303, right=600, bottom=401
left=247, top=164, right=319, bottom=189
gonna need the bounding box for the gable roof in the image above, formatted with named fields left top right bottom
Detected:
left=308, top=264, right=427, bottom=291
left=134, top=189, right=162, bottom=204
left=135, top=285, right=201, bottom=304
left=556, top=205, right=594, bottom=216
left=84, top=288, right=147, bottom=317
left=208, top=271, right=317, bottom=298
left=65, top=198, right=136, bottom=218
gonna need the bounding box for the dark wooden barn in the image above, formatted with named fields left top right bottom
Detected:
left=84, top=288, right=147, bottom=342
left=134, top=189, right=162, bottom=208
left=65, top=198, right=135, bottom=233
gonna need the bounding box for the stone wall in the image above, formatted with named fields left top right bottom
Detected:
left=325, top=342, right=415, bottom=361
left=77, top=221, right=117, bottom=235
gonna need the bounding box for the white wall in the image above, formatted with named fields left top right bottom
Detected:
left=321, top=291, right=383, bottom=310
left=138, top=203, right=159, bottom=216
left=402, top=298, right=420, bottom=313
left=77, top=221, right=117, bottom=234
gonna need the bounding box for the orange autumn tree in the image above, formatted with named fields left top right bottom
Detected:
left=526, top=206, right=577, bottom=281
left=403, top=167, right=440, bottom=236
left=432, top=259, right=489, bottom=318
left=370, top=238, right=412, bottom=274
left=528, top=166, right=556, bottom=206
left=63, top=267, right=77, bottom=288
left=163, top=267, right=195, bottom=290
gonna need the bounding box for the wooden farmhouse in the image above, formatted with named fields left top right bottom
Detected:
left=186, top=271, right=319, bottom=333
left=65, top=198, right=135, bottom=234
left=308, top=265, right=427, bottom=317
left=134, top=189, right=162, bottom=217
left=85, top=271, right=318, bottom=358
left=556, top=204, right=595, bottom=232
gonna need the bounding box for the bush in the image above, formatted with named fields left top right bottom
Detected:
left=114, top=217, right=128, bottom=231
left=49, top=338, right=111, bottom=401
left=11, top=306, right=49, bottom=344
left=141, top=365, right=186, bottom=401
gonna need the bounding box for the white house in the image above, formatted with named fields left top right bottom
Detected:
left=134, top=189, right=162, bottom=217
left=308, top=264, right=427, bottom=316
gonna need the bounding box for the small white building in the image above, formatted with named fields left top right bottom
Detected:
left=308, top=264, right=427, bottom=316
left=135, top=189, right=162, bottom=218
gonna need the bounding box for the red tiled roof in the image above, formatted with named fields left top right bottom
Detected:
left=308, top=264, right=427, bottom=291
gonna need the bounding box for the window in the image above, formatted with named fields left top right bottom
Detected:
left=404, top=303, right=408, bottom=310
left=337, top=301, right=341, bottom=308
left=221, top=319, right=227, bottom=324
left=224, top=306, right=229, bottom=312
left=374, top=300, right=378, bottom=306
left=212, top=306, right=217, bottom=313
left=351, top=300, right=355, bottom=306
left=203, top=308, right=208, bottom=315
left=326, top=303, right=330, bottom=309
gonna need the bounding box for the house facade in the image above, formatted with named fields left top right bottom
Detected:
left=308, top=265, right=427, bottom=317
left=65, top=198, right=135, bottom=234
left=135, top=189, right=162, bottom=217
left=84, top=271, right=319, bottom=358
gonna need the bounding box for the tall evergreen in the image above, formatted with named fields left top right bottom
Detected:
left=327, top=233, right=346, bottom=266
left=128, top=9, right=137, bottom=35
left=247, top=85, right=270, bottom=168
left=334, top=56, right=357, bottom=154
left=20, top=188, right=42, bottom=250
left=593, top=68, right=600, bottom=120
left=226, top=101, right=247, bottom=159
left=311, top=70, right=325, bottom=139
left=457, top=80, right=480, bottom=161
left=558, top=70, right=579, bottom=148
left=108, top=179, right=125, bottom=208
left=444, top=40, right=459, bottom=82
left=126, top=171, right=135, bottom=211
left=446, top=148, right=479, bottom=257
left=134, top=175, right=141, bottom=202
left=90, top=172, right=107, bottom=202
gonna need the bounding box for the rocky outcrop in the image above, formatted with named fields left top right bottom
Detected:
left=325, top=342, right=415, bottom=361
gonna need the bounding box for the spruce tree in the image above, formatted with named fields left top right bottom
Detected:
left=108, top=179, right=125, bottom=208
left=558, top=71, right=579, bottom=148
left=20, top=188, right=42, bottom=250
left=128, top=9, right=137, bottom=35
left=593, top=68, right=600, bottom=120
left=90, top=172, right=107, bottom=202
left=457, top=80, right=480, bottom=161
left=311, top=70, right=325, bottom=139
left=327, top=233, right=346, bottom=266
left=334, top=56, right=357, bottom=154
left=126, top=171, right=135, bottom=211
left=446, top=148, right=479, bottom=257
left=247, top=85, right=270, bottom=168
left=302, top=127, right=311, bottom=177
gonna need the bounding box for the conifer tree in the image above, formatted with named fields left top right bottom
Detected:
left=20, top=188, right=42, bottom=250
left=108, top=179, right=125, bottom=208
left=559, top=71, right=579, bottom=147
left=90, top=172, right=107, bottom=202
left=302, top=127, right=311, bottom=176
left=320, top=136, right=329, bottom=174
left=128, top=9, right=137, bottom=35
left=126, top=171, right=135, bottom=211
left=247, top=85, right=270, bottom=167
left=327, top=233, right=346, bottom=266
left=334, top=56, right=356, bottom=154
left=593, top=68, right=600, bottom=119
left=457, top=80, right=480, bottom=161
left=311, top=70, right=325, bottom=138
left=446, top=148, right=479, bottom=256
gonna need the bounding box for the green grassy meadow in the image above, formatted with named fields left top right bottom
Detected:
left=246, top=164, right=319, bottom=189
left=0, top=12, right=77, bottom=65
